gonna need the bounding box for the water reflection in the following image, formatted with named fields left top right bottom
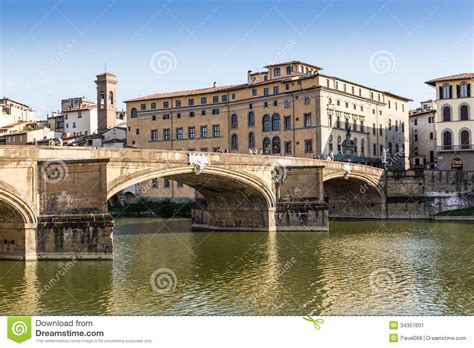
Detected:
left=0, top=220, right=473, bottom=315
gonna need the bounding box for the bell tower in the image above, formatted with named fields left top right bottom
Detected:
left=95, top=72, right=117, bottom=133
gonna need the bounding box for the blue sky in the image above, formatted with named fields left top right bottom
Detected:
left=1, top=0, right=472, bottom=118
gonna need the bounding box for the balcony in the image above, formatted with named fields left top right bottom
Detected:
left=437, top=144, right=474, bottom=152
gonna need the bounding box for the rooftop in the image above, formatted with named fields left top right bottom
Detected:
left=263, top=60, right=323, bottom=70
left=425, top=73, right=474, bottom=86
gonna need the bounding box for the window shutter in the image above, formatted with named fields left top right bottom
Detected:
left=449, top=85, right=453, bottom=98
left=468, top=84, right=471, bottom=97
left=439, top=86, right=443, bottom=99
left=456, top=84, right=460, bottom=98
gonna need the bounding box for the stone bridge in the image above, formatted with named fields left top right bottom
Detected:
left=0, top=146, right=385, bottom=260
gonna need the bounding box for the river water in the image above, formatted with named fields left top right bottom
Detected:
left=0, top=219, right=472, bottom=315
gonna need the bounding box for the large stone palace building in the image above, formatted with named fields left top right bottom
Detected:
left=425, top=73, right=473, bottom=170
left=125, top=61, right=411, bottom=170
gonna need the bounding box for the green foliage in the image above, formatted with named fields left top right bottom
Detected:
left=109, top=199, right=192, bottom=218
left=435, top=207, right=474, bottom=216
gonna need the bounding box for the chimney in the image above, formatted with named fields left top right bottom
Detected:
left=213, top=81, right=217, bottom=88
left=247, top=70, right=253, bottom=84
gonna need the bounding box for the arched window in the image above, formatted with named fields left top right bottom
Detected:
left=443, top=130, right=453, bottom=150
left=109, top=91, right=114, bottom=105
left=458, top=83, right=470, bottom=98
left=100, top=91, right=105, bottom=108
left=328, top=98, right=332, bottom=105
left=395, top=120, right=398, bottom=132
left=328, top=135, right=333, bottom=152
left=262, top=115, right=270, bottom=132
left=248, top=111, right=255, bottom=127
left=284, top=100, right=291, bottom=108
left=248, top=132, right=255, bottom=149
left=131, top=107, right=137, bottom=118
left=460, top=130, right=470, bottom=149
left=361, top=138, right=365, bottom=155
left=263, top=137, right=271, bottom=154
left=388, top=142, right=393, bottom=154
left=441, top=84, right=452, bottom=99
left=395, top=144, right=399, bottom=154
left=231, top=114, right=238, bottom=129
left=286, top=66, right=291, bottom=75
left=442, top=106, right=451, bottom=122
left=460, top=105, right=469, bottom=121
left=337, top=136, right=342, bottom=154
left=272, top=136, right=281, bottom=154
left=304, top=97, right=311, bottom=105
left=388, top=119, right=392, bottom=129
left=231, top=134, right=238, bottom=150
left=271, top=113, right=280, bottom=131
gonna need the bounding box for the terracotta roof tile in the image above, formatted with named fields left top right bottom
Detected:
left=425, top=73, right=474, bottom=86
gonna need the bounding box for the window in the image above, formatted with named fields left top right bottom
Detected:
left=414, top=119, right=418, bottom=126
left=212, top=124, right=220, bottom=137
left=249, top=103, right=253, bottom=109
left=131, top=108, right=137, bottom=118
left=388, top=119, right=392, bottom=130
left=460, top=130, right=470, bottom=149
left=273, top=86, right=279, bottom=94
left=458, top=83, right=470, bottom=98
left=248, top=132, right=255, bottom=149
left=304, top=139, right=313, bottom=153
left=222, top=95, right=228, bottom=102
left=273, top=100, right=278, bottom=107
left=272, top=136, right=281, bottom=154
left=151, top=178, right=158, bottom=189
left=442, top=106, right=451, bottom=121
left=188, top=127, right=195, bottom=139
left=274, top=67, right=281, bottom=76
left=328, top=135, right=333, bottom=152
left=232, top=93, right=236, bottom=99
left=248, top=111, right=255, bottom=127
left=361, top=139, right=365, bottom=155
left=163, top=128, right=170, bottom=140
left=284, top=116, right=291, bottom=130
left=271, top=113, right=280, bottom=131
left=164, top=179, right=170, bottom=188
left=201, top=110, right=206, bottom=116
left=201, top=97, right=207, bottom=104
left=264, top=88, right=269, bottom=96
left=163, top=114, right=170, bottom=120
left=354, top=138, right=358, bottom=154
left=72, top=122, right=76, bottom=128
left=460, top=105, right=469, bottom=120
left=176, top=127, right=183, bottom=139
left=200, top=126, right=208, bottom=138
left=212, top=108, right=219, bottom=115
left=442, top=130, right=452, bottom=150
left=177, top=182, right=183, bottom=188
left=177, top=112, right=181, bottom=119
left=379, top=124, right=383, bottom=136
left=286, top=66, right=292, bottom=75
left=373, top=144, right=377, bottom=156
left=231, top=114, right=238, bottom=128
left=263, top=114, right=271, bottom=132
left=188, top=98, right=194, bottom=106
left=150, top=129, right=157, bottom=142
left=360, top=121, right=364, bottom=133
left=190, top=111, right=195, bottom=117
left=252, top=89, right=257, bottom=97
left=231, top=134, right=238, bottom=150
left=150, top=102, right=156, bottom=109
left=264, top=101, right=268, bottom=108
left=140, top=103, right=146, bottom=111
left=304, top=97, right=311, bottom=105
left=430, top=132, right=434, bottom=140
left=213, top=96, right=219, bottom=104
left=304, top=113, right=311, bottom=127
left=136, top=128, right=139, bottom=135
left=175, top=100, right=181, bottom=107
left=163, top=101, right=169, bottom=108
left=263, top=137, right=271, bottom=154
left=284, top=100, right=290, bottom=108
left=440, top=84, right=452, bottom=99
left=152, top=115, right=156, bottom=121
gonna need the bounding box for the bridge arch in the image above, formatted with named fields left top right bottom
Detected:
left=107, top=165, right=276, bottom=231
left=0, top=188, right=37, bottom=224
left=323, top=173, right=385, bottom=219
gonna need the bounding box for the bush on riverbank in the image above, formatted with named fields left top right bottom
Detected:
left=435, top=207, right=474, bottom=216
left=109, top=199, right=192, bottom=218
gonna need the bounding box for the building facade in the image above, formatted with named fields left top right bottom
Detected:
left=61, top=97, right=98, bottom=136
left=125, top=61, right=410, bottom=170
left=409, top=100, right=437, bottom=168
left=1, top=97, right=37, bottom=127
left=426, top=73, right=473, bottom=170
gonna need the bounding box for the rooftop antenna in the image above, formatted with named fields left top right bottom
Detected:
left=104, top=62, right=107, bottom=73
